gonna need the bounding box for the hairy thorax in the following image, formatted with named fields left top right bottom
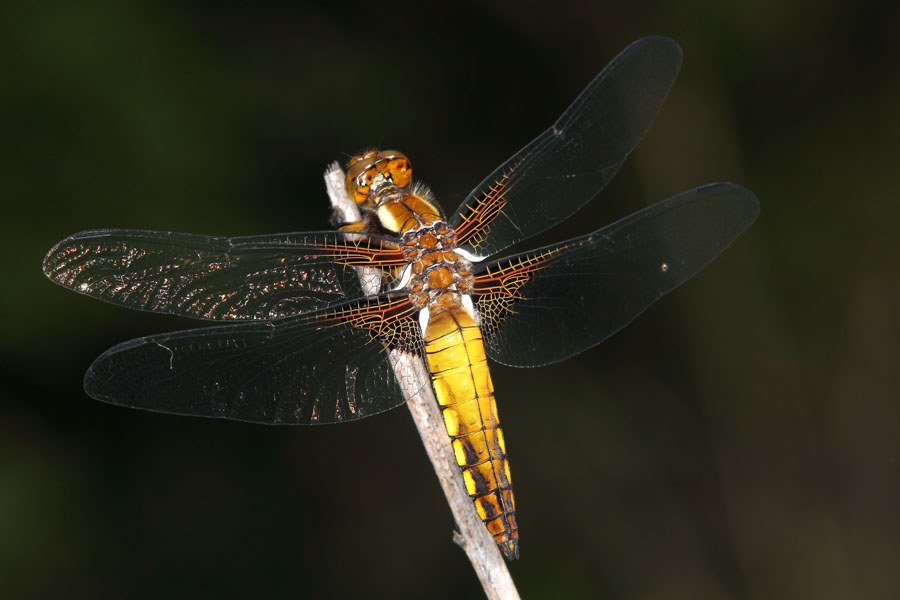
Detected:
left=400, top=222, right=474, bottom=311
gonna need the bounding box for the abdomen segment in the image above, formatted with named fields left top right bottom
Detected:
left=423, top=303, right=518, bottom=559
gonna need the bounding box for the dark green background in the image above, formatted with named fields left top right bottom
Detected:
left=3, top=1, right=898, bottom=598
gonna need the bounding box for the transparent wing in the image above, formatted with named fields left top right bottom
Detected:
left=43, top=229, right=407, bottom=321
left=450, top=36, right=682, bottom=259
left=473, top=183, right=759, bottom=367
left=84, top=293, right=426, bottom=424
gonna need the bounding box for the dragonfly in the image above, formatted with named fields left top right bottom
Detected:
left=42, top=36, right=759, bottom=560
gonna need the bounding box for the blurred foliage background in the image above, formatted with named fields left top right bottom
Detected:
left=2, top=1, right=899, bottom=598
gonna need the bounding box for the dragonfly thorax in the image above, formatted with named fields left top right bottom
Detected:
left=375, top=190, right=442, bottom=234
left=400, top=223, right=474, bottom=310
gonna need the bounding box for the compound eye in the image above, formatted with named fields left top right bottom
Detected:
left=345, top=151, right=378, bottom=205
left=377, top=151, right=412, bottom=188
left=347, top=149, right=377, bottom=168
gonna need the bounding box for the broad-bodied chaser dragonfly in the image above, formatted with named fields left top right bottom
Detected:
left=43, top=37, right=758, bottom=560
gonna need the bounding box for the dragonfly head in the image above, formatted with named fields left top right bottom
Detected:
left=345, top=149, right=412, bottom=207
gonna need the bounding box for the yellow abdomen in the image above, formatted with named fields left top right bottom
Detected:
left=423, top=302, right=519, bottom=559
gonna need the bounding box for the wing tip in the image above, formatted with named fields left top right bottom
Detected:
left=695, top=182, right=761, bottom=226
left=82, top=336, right=145, bottom=405
left=41, top=230, right=107, bottom=280
left=625, top=35, right=684, bottom=67
left=41, top=245, right=59, bottom=279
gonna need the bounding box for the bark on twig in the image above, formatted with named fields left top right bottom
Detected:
left=323, top=163, right=520, bottom=600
